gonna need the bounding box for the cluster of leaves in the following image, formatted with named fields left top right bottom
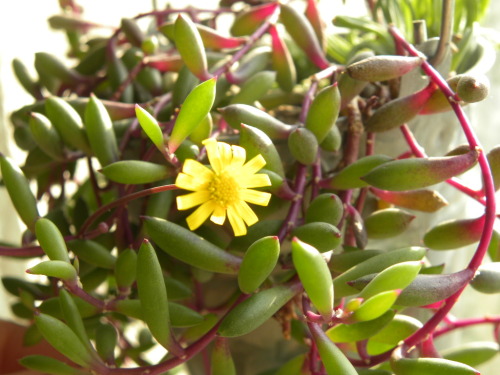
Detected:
left=1, top=0, right=500, bottom=374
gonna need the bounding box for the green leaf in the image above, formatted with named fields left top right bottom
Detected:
left=168, top=77, right=216, bottom=152
left=34, top=313, right=94, bottom=367
left=292, top=238, right=333, bottom=320
left=218, top=283, right=299, bottom=337
left=135, top=105, right=165, bottom=153
left=84, top=94, right=119, bottom=166
left=137, top=240, right=181, bottom=355
left=238, top=236, right=280, bottom=294
left=100, top=160, right=173, bottom=185
left=144, top=217, right=242, bottom=274
left=174, top=14, right=210, bottom=80
left=0, top=155, right=40, bottom=230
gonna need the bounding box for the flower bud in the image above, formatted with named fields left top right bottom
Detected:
left=456, top=73, right=490, bottom=103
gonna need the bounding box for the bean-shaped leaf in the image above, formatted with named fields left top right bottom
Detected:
left=359, top=261, right=423, bottom=299
left=100, top=160, right=173, bottom=185
left=84, top=94, right=119, bottom=166
left=305, top=84, right=340, bottom=143
left=362, top=150, right=479, bottom=191
left=45, top=96, right=91, bottom=154
left=143, top=216, right=242, bottom=274
left=137, top=240, right=183, bottom=356
left=29, top=113, right=64, bottom=160
left=326, top=310, right=395, bottom=342
left=26, top=260, right=77, bottom=281
left=34, top=313, right=94, bottom=367
left=0, top=155, right=39, bottom=230
left=174, top=14, right=210, bottom=80
left=309, top=323, right=359, bottom=375
left=218, top=283, right=300, bottom=337
left=168, top=77, right=216, bottom=153
left=211, top=337, right=236, bottom=375
left=423, top=216, right=484, bottom=250
left=333, top=246, right=427, bottom=298
left=135, top=105, right=165, bottom=154
left=238, top=236, right=280, bottom=294
left=19, top=355, right=80, bottom=375
left=35, top=218, right=70, bottom=262
left=292, top=238, right=333, bottom=320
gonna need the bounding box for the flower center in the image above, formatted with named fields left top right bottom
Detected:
left=208, top=171, right=240, bottom=207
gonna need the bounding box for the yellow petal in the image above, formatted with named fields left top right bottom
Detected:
left=204, top=138, right=222, bottom=174
left=218, top=141, right=233, bottom=168
left=240, top=189, right=272, bottom=206
left=230, top=144, right=246, bottom=167
left=186, top=200, right=217, bottom=230
left=241, top=154, right=267, bottom=175
left=227, top=206, right=247, bottom=236
left=182, top=159, right=212, bottom=178
left=240, top=173, right=271, bottom=189
left=233, top=201, right=258, bottom=227
left=210, top=204, right=226, bottom=225
left=175, top=173, right=209, bottom=191
left=176, top=190, right=210, bottom=210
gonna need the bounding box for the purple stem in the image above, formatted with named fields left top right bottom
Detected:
left=278, top=164, right=308, bottom=242
left=433, top=315, right=500, bottom=338
left=104, top=293, right=250, bottom=375
left=212, top=5, right=280, bottom=78
left=388, top=24, right=497, bottom=352
left=0, top=224, right=108, bottom=257
left=78, top=184, right=178, bottom=236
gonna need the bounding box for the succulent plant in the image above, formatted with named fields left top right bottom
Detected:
left=1, top=0, right=499, bottom=374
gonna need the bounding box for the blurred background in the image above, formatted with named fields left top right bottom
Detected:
left=0, top=0, right=499, bottom=373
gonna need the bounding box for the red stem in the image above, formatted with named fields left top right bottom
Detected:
left=389, top=24, right=497, bottom=351
left=212, top=4, right=280, bottom=78
left=78, top=184, right=178, bottom=235
left=434, top=315, right=500, bottom=338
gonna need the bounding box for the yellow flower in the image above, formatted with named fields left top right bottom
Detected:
left=175, top=138, right=272, bottom=236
